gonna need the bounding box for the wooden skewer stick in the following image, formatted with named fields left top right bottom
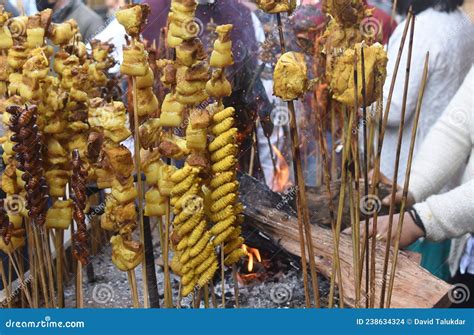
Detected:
left=163, top=199, right=172, bottom=307
left=360, top=9, right=413, bottom=306
left=32, top=227, right=50, bottom=307
left=43, top=229, right=56, bottom=308
left=369, top=83, right=384, bottom=307
left=25, top=220, right=38, bottom=307
left=0, top=257, right=12, bottom=308
left=131, top=75, right=149, bottom=308
left=8, top=252, right=32, bottom=307
left=386, top=52, right=429, bottom=308
left=232, top=264, right=240, bottom=308
left=276, top=12, right=319, bottom=308
left=359, top=45, right=371, bottom=308
left=203, top=284, right=210, bottom=308
left=379, top=13, right=416, bottom=308
left=315, top=96, right=344, bottom=307
left=220, top=243, right=225, bottom=308
left=55, top=229, right=64, bottom=307
left=127, top=270, right=140, bottom=308
left=329, top=106, right=354, bottom=308
left=76, top=261, right=83, bottom=308
left=349, top=122, right=362, bottom=307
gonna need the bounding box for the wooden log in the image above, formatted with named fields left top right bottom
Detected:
left=238, top=174, right=452, bottom=308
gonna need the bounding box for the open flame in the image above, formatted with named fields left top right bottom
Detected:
left=241, top=244, right=261, bottom=272
left=271, top=145, right=290, bottom=193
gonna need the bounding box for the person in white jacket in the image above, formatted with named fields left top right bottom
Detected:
left=369, top=66, right=474, bottom=307
left=380, top=0, right=474, bottom=280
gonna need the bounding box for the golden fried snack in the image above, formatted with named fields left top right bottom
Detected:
left=158, top=133, right=190, bottom=160
left=157, top=163, right=177, bottom=197
left=49, top=19, right=78, bottom=45
left=156, top=59, right=177, bottom=88
left=330, top=43, right=387, bottom=107
left=90, top=39, right=115, bottom=70
left=45, top=169, right=70, bottom=197
left=322, top=0, right=369, bottom=27
left=139, top=118, right=162, bottom=150
left=0, top=25, right=12, bottom=49
left=273, top=51, right=308, bottom=101
left=104, top=144, right=134, bottom=181
left=142, top=149, right=162, bottom=185
left=170, top=165, right=218, bottom=296
left=115, top=4, right=150, bottom=37
left=160, top=93, right=186, bottom=127
left=110, top=235, right=144, bottom=271
left=7, top=15, right=27, bottom=44
left=176, top=37, right=206, bottom=67
left=256, top=0, right=296, bottom=13
left=136, top=87, right=159, bottom=117
left=167, top=0, right=199, bottom=48
left=209, top=24, right=233, bottom=68
left=7, top=46, right=28, bottom=70
left=186, top=108, right=210, bottom=152
left=23, top=47, right=49, bottom=79
left=144, top=187, right=167, bottom=217
left=89, top=99, right=131, bottom=143
left=175, top=61, right=209, bottom=106
left=206, top=68, right=232, bottom=98
left=208, top=106, right=244, bottom=266
left=121, top=40, right=148, bottom=76
left=136, top=66, right=154, bottom=89
left=45, top=200, right=73, bottom=229
left=26, top=9, right=52, bottom=48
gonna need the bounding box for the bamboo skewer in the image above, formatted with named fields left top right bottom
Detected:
left=359, top=46, right=370, bottom=308
left=329, top=107, right=354, bottom=308
left=221, top=243, right=225, bottom=308
left=43, top=230, right=56, bottom=308
left=55, top=229, right=64, bottom=307
left=315, top=95, right=344, bottom=307
left=163, top=200, right=172, bottom=307
left=232, top=264, right=240, bottom=308
left=76, top=262, right=83, bottom=308
left=276, top=12, right=319, bottom=308
left=8, top=252, right=32, bottom=307
left=32, top=228, right=50, bottom=307
left=0, top=258, right=12, bottom=308
left=131, top=76, right=149, bottom=308
left=361, top=10, right=413, bottom=307
left=127, top=270, right=140, bottom=308
left=379, top=13, right=416, bottom=308
left=386, top=52, right=429, bottom=307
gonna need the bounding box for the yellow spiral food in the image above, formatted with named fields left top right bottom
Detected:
left=170, top=165, right=218, bottom=297
left=208, top=106, right=244, bottom=266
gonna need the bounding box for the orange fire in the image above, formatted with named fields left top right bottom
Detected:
left=271, top=145, right=290, bottom=193
left=241, top=244, right=261, bottom=272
